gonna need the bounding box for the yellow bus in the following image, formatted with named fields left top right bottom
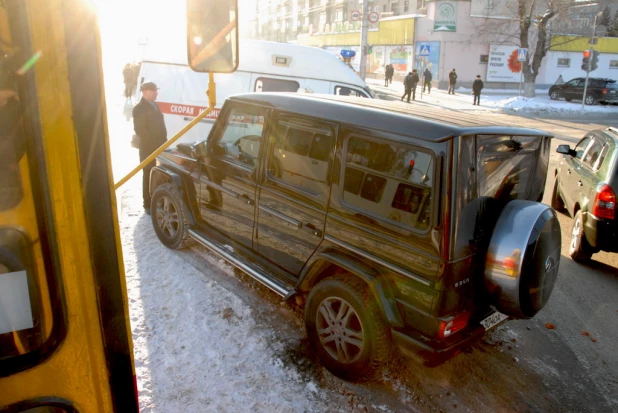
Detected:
left=0, top=0, right=231, bottom=410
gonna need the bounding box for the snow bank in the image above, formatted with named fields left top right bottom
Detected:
left=483, top=95, right=618, bottom=114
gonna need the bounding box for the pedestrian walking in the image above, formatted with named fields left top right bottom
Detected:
left=401, top=70, right=419, bottom=102
left=384, top=65, right=389, bottom=87
left=132, top=82, right=167, bottom=214
left=386, top=64, right=394, bottom=86
left=423, top=68, right=432, bottom=94
left=123, top=63, right=137, bottom=100
left=448, top=68, right=458, bottom=94
left=472, top=75, right=484, bottom=106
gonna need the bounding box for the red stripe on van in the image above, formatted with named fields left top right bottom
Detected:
left=157, top=102, right=220, bottom=119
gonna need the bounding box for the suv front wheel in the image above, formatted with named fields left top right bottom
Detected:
left=550, top=90, right=560, bottom=100
left=151, top=183, right=190, bottom=249
left=569, top=210, right=594, bottom=262
left=304, top=275, right=391, bottom=381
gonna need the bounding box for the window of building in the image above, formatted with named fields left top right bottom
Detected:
left=268, top=117, right=335, bottom=194
left=343, top=136, right=434, bottom=231
left=557, top=58, right=570, bottom=67
left=610, top=60, right=618, bottom=68
left=404, top=1, right=409, bottom=12
left=383, top=4, right=387, bottom=12
left=391, top=3, right=398, bottom=13
left=336, top=9, right=343, bottom=21
left=417, top=0, right=426, bottom=9
left=486, top=0, right=496, bottom=9
left=480, top=54, right=489, bottom=64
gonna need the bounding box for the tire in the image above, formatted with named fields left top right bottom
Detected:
left=549, top=90, right=560, bottom=100
left=584, top=95, right=597, bottom=106
left=151, top=183, right=190, bottom=249
left=550, top=179, right=565, bottom=212
left=304, top=275, right=391, bottom=381
left=569, top=210, right=594, bottom=263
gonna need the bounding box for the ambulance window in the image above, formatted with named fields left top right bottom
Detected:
left=335, top=86, right=368, bottom=97
left=255, top=77, right=300, bottom=92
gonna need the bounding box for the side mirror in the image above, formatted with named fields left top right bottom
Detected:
left=192, top=141, right=208, bottom=158
left=556, top=144, right=574, bottom=156
left=186, top=0, right=239, bottom=73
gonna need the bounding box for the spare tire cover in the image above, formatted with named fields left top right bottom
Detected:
left=484, top=200, right=561, bottom=319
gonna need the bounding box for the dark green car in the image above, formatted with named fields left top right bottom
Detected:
left=553, top=127, right=618, bottom=262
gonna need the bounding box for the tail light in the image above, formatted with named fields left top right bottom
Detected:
left=438, top=312, right=470, bottom=338
left=603, top=88, right=608, bottom=95
left=592, top=184, right=616, bottom=220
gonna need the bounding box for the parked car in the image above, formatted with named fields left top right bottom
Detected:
left=548, top=77, right=618, bottom=105
left=149, top=93, right=561, bottom=380
left=552, top=127, right=618, bottom=262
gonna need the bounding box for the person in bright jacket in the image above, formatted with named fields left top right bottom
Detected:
left=401, top=70, right=420, bottom=102
left=423, top=68, right=432, bottom=94
left=448, top=68, right=458, bottom=94
left=472, top=75, right=484, bottom=106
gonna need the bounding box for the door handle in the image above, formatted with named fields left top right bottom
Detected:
left=577, top=180, right=583, bottom=187
left=305, top=223, right=323, bottom=237
left=241, top=194, right=254, bottom=205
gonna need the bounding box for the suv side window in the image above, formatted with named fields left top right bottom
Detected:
left=582, top=137, right=606, bottom=169
left=343, top=136, right=434, bottom=231
left=214, top=106, right=266, bottom=169
left=574, top=136, right=592, bottom=161
left=267, top=116, right=335, bottom=194
left=566, top=79, right=579, bottom=87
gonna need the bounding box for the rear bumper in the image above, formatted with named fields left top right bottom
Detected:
left=583, top=212, right=617, bottom=252
left=391, top=324, right=487, bottom=366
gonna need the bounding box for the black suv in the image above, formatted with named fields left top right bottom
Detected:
left=552, top=127, right=618, bottom=262
left=548, top=77, right=618, bottom=105
left=150, top=93, right=561, bottom=380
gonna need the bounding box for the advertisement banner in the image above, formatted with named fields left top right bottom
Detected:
left=487, top=45, right=523, bottom=82
left=414, top=41, right=440, bottom=80
left=387, top=45, right=414, bottom=73
left=434, top=1, right=457, bottom=32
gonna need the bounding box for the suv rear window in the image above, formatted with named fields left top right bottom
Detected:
left=606, top=82, right=618, bottom=90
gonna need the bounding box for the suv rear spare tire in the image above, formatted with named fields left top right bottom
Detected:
left=484, top=200, right=561, bottom=319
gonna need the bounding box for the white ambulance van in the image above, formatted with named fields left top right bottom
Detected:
left=137, top=39, right=374, bottom=145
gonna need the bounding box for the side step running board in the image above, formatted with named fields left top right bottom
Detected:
left=188, top=229, right=293, bottom=298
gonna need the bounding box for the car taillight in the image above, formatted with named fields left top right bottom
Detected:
left=592, top=184, right=616, bottom=220
left=603, top=88, right=608, bottom=95
left=438, top=312, right=470, bottom=338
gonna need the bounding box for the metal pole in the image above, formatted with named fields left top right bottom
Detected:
left=582, top=16, right=597, bottom=108
left=519, top=69, right=522, bottom=97
left=359, top=0, right=369, bottom=81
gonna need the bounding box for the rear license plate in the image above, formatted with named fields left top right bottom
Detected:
left=481, top=311, right=509, bottom=331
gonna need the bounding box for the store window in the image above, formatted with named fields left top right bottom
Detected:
left=557, top=58, right=570, bottom=67
left=480, top=54, right=489, bottom=64
left=610, top=60, right=618, bottom=69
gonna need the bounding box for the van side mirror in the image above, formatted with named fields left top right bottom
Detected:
left=556, top=144, right=575, bottom=156
left=186, top=0, right=239, bottom=73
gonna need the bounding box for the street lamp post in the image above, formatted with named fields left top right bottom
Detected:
left=359, top=0, right=369, bottom=80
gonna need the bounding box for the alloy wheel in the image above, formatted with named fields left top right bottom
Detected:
left=550, top=91, right=559, bottom=100
left=156, top=195, right=180, bottom=239
left=570, top=217, right=582, bottom=254
left=316, top=297, right=364, bottom=364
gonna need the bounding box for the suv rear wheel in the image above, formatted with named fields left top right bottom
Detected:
left=151, top=183, right=190, bottom=249
left=304, top=275, right=391, bottom=381
left=584, top=95, right=597, bottom=105
left=569, top=210, right=594, bottom=262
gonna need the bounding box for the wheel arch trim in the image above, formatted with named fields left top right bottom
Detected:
left=150, top=166, right=197, bottom=226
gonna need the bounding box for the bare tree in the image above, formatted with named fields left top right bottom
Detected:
left=471, top=0, right=578, bottom=97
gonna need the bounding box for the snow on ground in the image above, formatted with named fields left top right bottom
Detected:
left=120, top=179, right=330, bottom=413
left=365, top=78, right=618, bottom=114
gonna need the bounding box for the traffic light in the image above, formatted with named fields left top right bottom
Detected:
left=581, top=49, right=590, bottom=72
left=590, top=50, right=600, bottom=72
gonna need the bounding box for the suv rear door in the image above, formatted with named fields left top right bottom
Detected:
left=256, top=113, right=337, bottom=275
left=576, top=133, right=610, bottom=212
left=560, top=135, right=593, bottom=210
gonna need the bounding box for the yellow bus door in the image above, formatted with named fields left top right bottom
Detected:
left=0, top=0, right=138, bottom=411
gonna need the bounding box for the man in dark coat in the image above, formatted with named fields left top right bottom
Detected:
left=423, top=68, right=432, bottom=94
left=385, top=64, right=394, bottom=86
left=472, top=75, right=484, bottom=106
left=448, top=68, right=458, bottom=94
left=401, top=70, right=420, bottom=102
left=132, top=82, right=167, bottom=214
